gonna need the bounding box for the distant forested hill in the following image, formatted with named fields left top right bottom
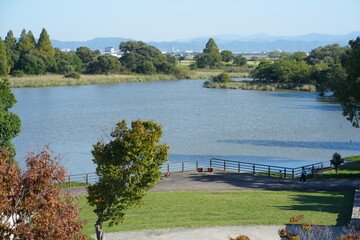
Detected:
left=51, top=32, right=360, bottom=52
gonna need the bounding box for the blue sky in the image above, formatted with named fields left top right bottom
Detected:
left=1, top=0, right=359, bottom=42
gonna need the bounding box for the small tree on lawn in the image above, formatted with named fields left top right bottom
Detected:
left=0, top=147, right=86, bottom=240
left=87, top=120, right=169, bottom=240
left=330, top=152, right=344, bottom=174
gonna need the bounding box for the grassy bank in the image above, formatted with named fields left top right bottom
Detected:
left=203, top=80, right=317, bottom=92
left=7, top=68, right=250, bottom=88
left=8, top=73, right=183, bottom=88
left=79, top=190, right=353, bottom=234
left=312, top=155, right=360, bottom=179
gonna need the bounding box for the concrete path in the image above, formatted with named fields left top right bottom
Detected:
left=62, top=170, right=360, bottom=196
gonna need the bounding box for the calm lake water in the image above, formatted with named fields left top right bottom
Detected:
left=12, top=79, right=360, bottom=174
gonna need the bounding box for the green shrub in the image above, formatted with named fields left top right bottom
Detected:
left=64, top=71, right=80, bottom=79
left=11, top=70, right=26, bottom=77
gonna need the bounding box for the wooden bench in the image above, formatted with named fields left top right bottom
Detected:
left=197, top=167, right=213, bottom=173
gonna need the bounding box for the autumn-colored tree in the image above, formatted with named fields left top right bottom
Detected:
left=87, top=120, right=169, bottom=240
left=0, top=147, right=86, bottom=240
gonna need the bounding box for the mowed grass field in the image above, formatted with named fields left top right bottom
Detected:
left=79, top=190, right=354, bottom=235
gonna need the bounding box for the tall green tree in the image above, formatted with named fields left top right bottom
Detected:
left=37, top=28, right=55, bottom=56
left=87, top=120, right=169, bottom=240
left=195, top=38, right=221, bottom=68
left=0, top=38, right=8, bottom=75
left=27, top=30, right=37, bottom=47
left=336, top=37, right=360, bottom=127
left=17, top=29, right=34, bottom=54
left=4, top=30, right=20, bottom=73
left=0, top=79, right=21, bottom=158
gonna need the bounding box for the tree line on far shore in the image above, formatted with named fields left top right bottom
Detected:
left=0, top=28, right=185, bottom=78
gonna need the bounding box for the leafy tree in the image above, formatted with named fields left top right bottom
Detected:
left=211, top=72, right=231, bottom=83
left=87, top=120, right=169, bottom=240
left=233, top=55, right=247, bottom=66
left=55, top=49, right=82, bottom=74
left=37, top=28, right=55, bottom=56
left=251, top=60, right=274, bottom=82
left=18, top=51, right=47, bottom=75
left=0, top=38, right=8, bottom=75
left=86, top=55, right=121, bottom=74
left=288, top=51, right=308, bottom=61
left=0, top=79, right=21, bottom=157
left=330, top=152, right=344, bottom=174
left=75, top=46, right=96, bottom=67
left=336, top=37, right=360, bottom=127
left=0, top=147, right=86, bottom=239
left=120, top=40, right=176, bottom=74
left=220, top=50, right=233, bottom=62
left=306, top=44, right=346, bottom=65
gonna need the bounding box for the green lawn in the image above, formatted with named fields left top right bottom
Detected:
left=79, top=190, right=353, bottom=235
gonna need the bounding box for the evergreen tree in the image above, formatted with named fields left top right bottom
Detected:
left=37, top=28, right=55, bottom=56
left=27, top=30, right=37, bottom=47
left=195, top=38, right=221, bottom=68
left=17, top=29, right=33, bottom=54
left=0, top=38, right=8, bottom=75
left=4, top=30, right=20, bottom=72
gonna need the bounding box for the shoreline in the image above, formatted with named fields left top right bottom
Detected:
left=7, top=71, right=249, bottom=88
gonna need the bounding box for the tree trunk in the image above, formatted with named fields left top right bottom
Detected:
left=95, top=219, right=104, bottom=240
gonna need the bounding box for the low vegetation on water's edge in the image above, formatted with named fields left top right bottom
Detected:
left=7, top=70, right=249, bottom=88
left=78, top=190, right=353, bottom=234
left=203, top=80, right=317, bottom=92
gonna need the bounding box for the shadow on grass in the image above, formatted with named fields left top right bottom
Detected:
left=279, top=192, right=354, bottom=226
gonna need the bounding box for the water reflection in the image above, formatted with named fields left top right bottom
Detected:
left=218, top=139, right=359, bottom=151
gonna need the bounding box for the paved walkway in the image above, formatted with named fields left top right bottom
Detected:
left=61, top=171, right=360, bottom=240
left=62, top=170, right=360, bottom=196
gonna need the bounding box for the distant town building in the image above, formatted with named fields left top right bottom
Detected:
left=104, top=47, right=115, bottom=53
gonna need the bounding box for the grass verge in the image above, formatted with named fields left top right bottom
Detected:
left=312, top=155, right=360, bottom=179
left=203, top=80, right=316, bottom=92
left=7, top=69, right=249, bottom=88
left=79, top=190, right=353, bottom=235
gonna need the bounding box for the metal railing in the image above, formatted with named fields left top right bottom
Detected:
left=64, top=158, right=333, bottom=186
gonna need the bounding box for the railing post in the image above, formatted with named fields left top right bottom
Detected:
left=253, top=164, right=255, bottom=174
left=238, top=162, right=240, bottom=173
left=196, top=161, right=198, bottom=170
left=86, top=174, right=88, bottom=184
left=210, top=158, right=212, bottom=168
left=182, top=162, right=184, bottom=172
left=292, top=169, right=294, bottom=179
left=311, top=165, right=315, bottom=175
left=68, top=175, right=71, bottom=187
left=167, top=164, right=170, bottom=172
left=321, top=162, right=323, bottom=172
left=268, top=166, right=270, bottom=177
left=284, top=168, right=286, bottom=179
left=224, top=160, right=226, bottom=171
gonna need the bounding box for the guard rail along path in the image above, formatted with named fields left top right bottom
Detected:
left=64, top=158, right=332, bottom=187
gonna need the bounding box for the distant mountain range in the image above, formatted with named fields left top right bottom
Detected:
left=51, top=32, right=360, bottom=53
